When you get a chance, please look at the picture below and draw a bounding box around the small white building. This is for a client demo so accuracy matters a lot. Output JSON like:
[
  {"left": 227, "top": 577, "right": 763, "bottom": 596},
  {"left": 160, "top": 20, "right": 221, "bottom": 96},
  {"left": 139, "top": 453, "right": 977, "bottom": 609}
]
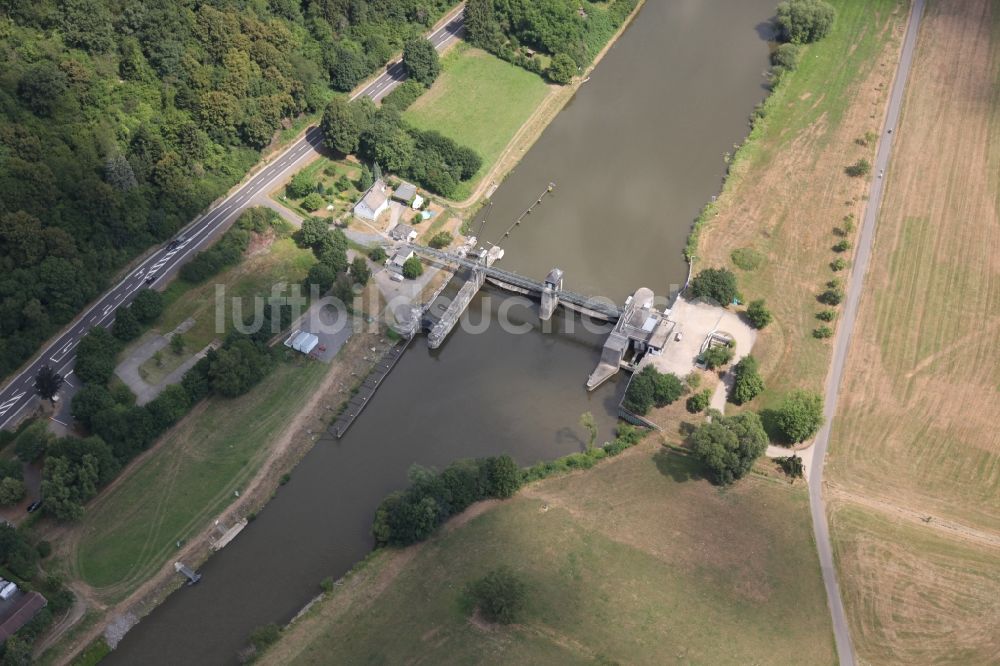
[
  {"left": 0, "top": 582, "right": 18, "bottom": 601},
  {"left": 353, "top": 179, "right": 389, "bottom": 221},
  {"left": 284, "top": 330, "right": 319, "bottom": 355}
]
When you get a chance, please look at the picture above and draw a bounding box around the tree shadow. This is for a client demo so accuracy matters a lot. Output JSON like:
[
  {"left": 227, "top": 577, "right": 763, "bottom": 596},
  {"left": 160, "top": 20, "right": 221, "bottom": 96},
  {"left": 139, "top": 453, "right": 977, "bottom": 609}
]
[
  {"left": 556, "top": 426, "right": 586, "bottom": 452},
  {"left": 759, "top": 408, "right": 791, "bottom": 445},
  {"left": 652, "top": 448, "right": 704, "bottom": 483},
  {"left": 755, "top": 19, "right": 777, "bottom": 42}
]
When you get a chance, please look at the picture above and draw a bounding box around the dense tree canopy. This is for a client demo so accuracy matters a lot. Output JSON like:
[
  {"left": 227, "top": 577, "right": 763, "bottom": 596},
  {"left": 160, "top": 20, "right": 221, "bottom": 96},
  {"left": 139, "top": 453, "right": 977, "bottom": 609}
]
[
  {"left": 775, "top": 0, "right": 836, "bottom": 44},
  {"left": 402, "top": 37, "right": 440, "bottom": 86},
  {"left": 690, "top": 268, "right": 739, "bottom": 305},
  {"left": 465, "top": 0, "right": 639, "bottom": 79},
  {"left": 775, "top": 390, "right": 824, "bottom": 443},
  {"left": 0, "top": 0, "right": 455, "bottom": 382}
]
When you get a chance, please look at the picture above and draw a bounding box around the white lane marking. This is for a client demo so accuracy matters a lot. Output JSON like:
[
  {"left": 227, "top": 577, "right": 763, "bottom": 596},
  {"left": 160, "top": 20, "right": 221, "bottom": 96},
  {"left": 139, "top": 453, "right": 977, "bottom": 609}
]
[{"left": 0, "top": 392, "right": 25, "bottom": 415}]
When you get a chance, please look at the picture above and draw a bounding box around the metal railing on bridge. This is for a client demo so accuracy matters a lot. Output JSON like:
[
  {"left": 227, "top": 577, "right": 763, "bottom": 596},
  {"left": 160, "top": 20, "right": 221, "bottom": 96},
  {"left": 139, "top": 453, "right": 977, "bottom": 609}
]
[{"left": 406, "top": 244, "right": 621, "bottom": 321}]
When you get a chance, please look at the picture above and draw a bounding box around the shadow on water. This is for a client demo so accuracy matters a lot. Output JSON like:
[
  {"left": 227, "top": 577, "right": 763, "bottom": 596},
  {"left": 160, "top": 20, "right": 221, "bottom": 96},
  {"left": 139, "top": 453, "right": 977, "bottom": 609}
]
[{"left": 653, "top": 448, "right": 704, "bottom": 484}]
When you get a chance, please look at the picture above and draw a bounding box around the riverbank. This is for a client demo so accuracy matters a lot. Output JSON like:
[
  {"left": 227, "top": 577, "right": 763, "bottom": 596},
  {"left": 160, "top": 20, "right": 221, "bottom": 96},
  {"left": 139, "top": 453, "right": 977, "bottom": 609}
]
[
  {"left": 258, "top": 440, "right": 834, "bottom": 665},
  {"left": 431, "top": 0, "right": 646, "bottom": 210}
]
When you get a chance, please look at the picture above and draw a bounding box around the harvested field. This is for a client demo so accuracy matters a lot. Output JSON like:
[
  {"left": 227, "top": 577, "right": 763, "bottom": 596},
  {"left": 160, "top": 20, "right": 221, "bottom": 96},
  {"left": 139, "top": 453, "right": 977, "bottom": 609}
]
[{"left": 827, "top": 0, "right": 1000, "bottom": 662}]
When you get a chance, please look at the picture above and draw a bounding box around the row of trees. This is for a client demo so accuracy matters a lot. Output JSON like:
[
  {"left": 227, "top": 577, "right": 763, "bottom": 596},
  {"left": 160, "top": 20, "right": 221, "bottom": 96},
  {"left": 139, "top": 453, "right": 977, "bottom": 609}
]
[
  {"left": 0, "top": 0, "right": 454, "bottom": 384},
  {"left": 321, "top": 98, "right": 482, "bottom": 197},
  {"left": 373, "top": 456, "right": 521, "bottom": 546}
]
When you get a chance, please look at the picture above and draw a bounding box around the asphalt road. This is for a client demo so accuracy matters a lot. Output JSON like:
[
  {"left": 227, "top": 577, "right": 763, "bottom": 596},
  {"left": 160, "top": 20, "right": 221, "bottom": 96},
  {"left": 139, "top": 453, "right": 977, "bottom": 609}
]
[
  {"left": 0, "top": 4, "right": 466, "bottom": 431},
  {"left": 807, "top": 1, "right": 925, "bottom": 664}
]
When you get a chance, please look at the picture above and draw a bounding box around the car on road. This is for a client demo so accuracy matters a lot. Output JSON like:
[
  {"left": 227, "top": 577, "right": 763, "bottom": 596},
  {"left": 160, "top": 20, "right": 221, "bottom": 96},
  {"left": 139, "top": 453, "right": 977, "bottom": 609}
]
[
  {"left": 145, "top": 274, "right": 157, "bottom": 284},
  {"left": 26, "top": 500, "right": 42, "bottom": 513}
]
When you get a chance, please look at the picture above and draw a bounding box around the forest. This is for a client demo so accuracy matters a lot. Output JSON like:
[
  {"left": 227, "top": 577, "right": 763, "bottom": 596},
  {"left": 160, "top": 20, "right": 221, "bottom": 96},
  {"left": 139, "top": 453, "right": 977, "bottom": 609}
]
[
  {"left": 0, "top": 0, "right": 454, "bottom": 381},
  {"left": 465, "top": 0, "right": 639, "bottom": 81}
]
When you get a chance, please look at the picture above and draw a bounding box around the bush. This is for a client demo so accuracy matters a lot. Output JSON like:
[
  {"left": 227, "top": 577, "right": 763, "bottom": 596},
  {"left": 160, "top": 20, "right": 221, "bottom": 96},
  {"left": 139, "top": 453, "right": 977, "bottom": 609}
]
[
  {"left": 777, "top": 455, "right": 805, "bottom": 478},
  {"left": 248, "top": 624, "right": 281, "bottom": 651},
  {"left": 368, "top": 247, "right": 387, "bottom": 263},
  {"left": 830, "top": 257, "right": 847, "bottom": 271},
  {"left": 464, "top": 567, "right": 526, "bottom": 624},
  {"left": 701, "top": 343, "right": 735, "bottom": 369},
  {"left": 112, "top": 306, "right": 141, "bottom": 341},
  {"left": 623, "top": 366, "right": 684, "bottom": 415},
  {"left": 845, "top": 158, "right": 871, "bottom": 177},
  {"left": 813, "top": 325, "right": 833, "bottom": 339},
  {"left": 730, "top": 247, "right": 764, "bottom": 271},
  {"left": 428, "top": 231, "right": 453, "bottom": 249},
  {"left": 301, "top": 192, "right": 326, "bottom": 212},
  {"left": 0, "top": 477, "right": 25, "bottom": 505},
  {"left": 819, "top": 286, "right": 844, "bottom": 305},
  {"left": 745, "top": 299, "right": 773, "bottom": 329},
  {"left": 402, "top": 257, "right": 423, "bottom": 279},
  {"left": 546, "top": 53, "right": 577, "bottom": 84},
  {"left": 771, "top": 43, "right": 802, "bottom": 70},
  {"left": 775, "top": 0, "right": 836, "bottom": 44},
  {"left": 74, "top": 328, "right": 122, "bottom": 385},
  {"left": 689, "top": 412, "right": 768, "bottom": 485},
  {"left": 689, "top": 268, "right": 739, "bottom": 305},
  {"left": 349, "top": 256, "right": 371, "bottom": 286},
  {"left": 817, "top": 310, "right": 836, "bottom": 322},
  {"left": 730, "top": 355, "right": 765, "bottom": 405},
  {"left": 286, "top": 172, "right": 313, "bottom": 199},
  {"left": 381, "top": 79, "right": 425, "bottom": 112},
  {"left": 14, "top": 421, "right": 53, "bottom": 463},
  {"left": 686, "top": 389, "right": 712, "bottom": 413},
  {"left": 775, "top": 390, "right": 824, "bottom": 443},
  {"left": 130, "top": 289, "right": 164, "bottom": 324}
]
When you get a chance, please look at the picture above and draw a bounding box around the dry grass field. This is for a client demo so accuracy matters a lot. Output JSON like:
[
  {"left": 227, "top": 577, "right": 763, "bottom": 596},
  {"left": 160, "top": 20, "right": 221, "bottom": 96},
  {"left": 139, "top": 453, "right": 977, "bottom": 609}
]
[
  {"left": 826, "top": 1, "right": 1000, "bottom": 662},
  {"left": 696, "top": 0, "right": 909, "bottom": 404},
  {"left": 261, "top": 442, "right": 836, "bottom": 666}
]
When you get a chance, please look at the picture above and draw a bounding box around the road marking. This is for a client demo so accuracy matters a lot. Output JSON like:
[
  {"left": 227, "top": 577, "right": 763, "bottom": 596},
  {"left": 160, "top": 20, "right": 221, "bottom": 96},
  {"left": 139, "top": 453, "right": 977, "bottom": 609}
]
[{"left": 0, "top": 392, "right": 25, "bottom": 415}]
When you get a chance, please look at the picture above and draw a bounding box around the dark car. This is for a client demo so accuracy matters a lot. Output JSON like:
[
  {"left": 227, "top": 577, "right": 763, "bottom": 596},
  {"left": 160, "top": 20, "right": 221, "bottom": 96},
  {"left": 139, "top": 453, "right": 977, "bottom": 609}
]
[
  {"left": 26, "top": 500, "right": 42, "bottom": 513},
  {"left": 145, "top": 274, "right": 157, "bottom": 284}
]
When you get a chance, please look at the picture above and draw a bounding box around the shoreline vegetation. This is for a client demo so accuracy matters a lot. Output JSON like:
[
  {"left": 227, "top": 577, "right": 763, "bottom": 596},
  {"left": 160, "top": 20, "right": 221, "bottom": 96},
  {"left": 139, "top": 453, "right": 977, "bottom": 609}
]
[{"left": 38, "top": 2, "right": 650, "bottom": 663}]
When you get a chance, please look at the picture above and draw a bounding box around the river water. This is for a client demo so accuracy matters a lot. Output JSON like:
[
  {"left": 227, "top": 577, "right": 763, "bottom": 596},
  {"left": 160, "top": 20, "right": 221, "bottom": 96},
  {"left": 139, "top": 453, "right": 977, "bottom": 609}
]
[{"left": 108, "top": 1, "right": 774, "bottom": 663}]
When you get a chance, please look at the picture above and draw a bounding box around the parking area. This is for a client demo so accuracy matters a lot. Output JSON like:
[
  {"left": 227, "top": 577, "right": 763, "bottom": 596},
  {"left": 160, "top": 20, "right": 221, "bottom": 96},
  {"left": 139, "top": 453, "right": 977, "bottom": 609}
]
[
  {"left": 287, "top": 301, "right": 354, "bottom": 363},
  {"left": 645, "top": 295, "right": 757, "bottom": 378}
]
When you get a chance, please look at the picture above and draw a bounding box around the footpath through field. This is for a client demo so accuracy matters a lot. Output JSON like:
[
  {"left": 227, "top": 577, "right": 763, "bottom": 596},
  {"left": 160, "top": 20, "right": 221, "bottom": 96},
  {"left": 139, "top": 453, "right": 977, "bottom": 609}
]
[{"left": 807, "top": 0, "right": 926, "bottom": 664}]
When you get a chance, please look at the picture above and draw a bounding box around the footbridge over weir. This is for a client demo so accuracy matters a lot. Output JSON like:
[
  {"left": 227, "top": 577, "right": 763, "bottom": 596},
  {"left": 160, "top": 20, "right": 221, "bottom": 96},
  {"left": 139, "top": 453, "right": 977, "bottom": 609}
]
[{"left": 407, "top": 244, "right": 623, "bottom": 349}]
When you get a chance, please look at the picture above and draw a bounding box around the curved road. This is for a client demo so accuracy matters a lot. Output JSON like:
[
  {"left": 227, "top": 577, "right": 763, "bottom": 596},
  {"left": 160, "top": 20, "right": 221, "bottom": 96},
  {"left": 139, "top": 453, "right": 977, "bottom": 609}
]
[
  {"left": 808, "top": 0, "right": 925, "bottom": 664},
  {"left": 0, "top": 4, "right": 466, "bottom": 431}
]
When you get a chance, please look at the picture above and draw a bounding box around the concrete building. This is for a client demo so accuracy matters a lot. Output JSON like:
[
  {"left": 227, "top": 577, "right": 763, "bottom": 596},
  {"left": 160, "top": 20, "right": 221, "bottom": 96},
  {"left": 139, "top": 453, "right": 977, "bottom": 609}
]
[
  {"left": 387, "top": 248, "right": 415, "bottom": 273},
  {"left": 587, "top": 287, "right": 674, "bottom": 390},
  {"left": 389, "top": 222, "right": 418, "bottom": 242},
  {"left": 353, "top": 179, "right": 389, "bottom": 221},
  {"left": 392, "top": 181, "right": 417, "bottom": 204}
]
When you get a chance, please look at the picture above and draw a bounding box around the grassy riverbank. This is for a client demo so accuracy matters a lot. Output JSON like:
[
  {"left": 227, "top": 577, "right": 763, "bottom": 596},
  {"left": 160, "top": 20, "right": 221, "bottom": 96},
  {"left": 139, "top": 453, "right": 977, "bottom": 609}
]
[
  {"left": 261, "top": 442, "right": 835, "bottom": 665},
  {"left": 694, "top": 0, "right": 908, "bottom": 402}
]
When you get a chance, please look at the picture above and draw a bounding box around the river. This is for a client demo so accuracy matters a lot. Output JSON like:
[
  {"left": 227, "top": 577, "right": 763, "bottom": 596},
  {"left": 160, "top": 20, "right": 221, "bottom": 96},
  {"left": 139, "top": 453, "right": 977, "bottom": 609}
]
[{"left": 108, "top": 1, "right": 775, "bottom": 663}]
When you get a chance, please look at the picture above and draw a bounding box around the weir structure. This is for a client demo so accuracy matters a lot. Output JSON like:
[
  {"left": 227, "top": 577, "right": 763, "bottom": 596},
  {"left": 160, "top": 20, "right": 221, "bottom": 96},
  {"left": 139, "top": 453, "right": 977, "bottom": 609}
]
[
  {"left": 408, "top": 245, "right": 675, "bottom": 388},
  {"left": 409, "top": 244, "right": 623, "bottom": 350}
]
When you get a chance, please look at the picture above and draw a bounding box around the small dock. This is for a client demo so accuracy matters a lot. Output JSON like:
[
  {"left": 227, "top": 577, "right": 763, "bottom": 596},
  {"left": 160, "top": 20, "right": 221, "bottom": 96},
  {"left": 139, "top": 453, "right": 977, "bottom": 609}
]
[
  {"left": 329, "top": 336, "right": 412, "bottom": 438},
  {"left": 174, "top": 562, "right": 201, "bottom": 585}
]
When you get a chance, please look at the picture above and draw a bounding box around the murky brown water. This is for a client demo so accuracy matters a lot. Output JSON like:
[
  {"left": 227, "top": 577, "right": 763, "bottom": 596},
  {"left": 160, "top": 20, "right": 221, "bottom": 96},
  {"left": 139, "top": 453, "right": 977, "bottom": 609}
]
[{"left": 108, "top": 2, "right": 774, "bottom": 663}]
